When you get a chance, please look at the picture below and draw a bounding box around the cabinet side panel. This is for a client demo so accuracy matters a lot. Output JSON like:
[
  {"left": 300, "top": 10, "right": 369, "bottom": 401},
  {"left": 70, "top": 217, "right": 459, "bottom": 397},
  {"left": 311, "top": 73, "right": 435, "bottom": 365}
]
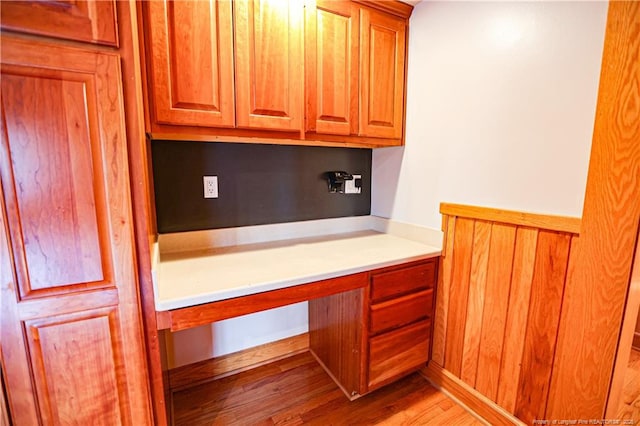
[{"left": 309, "top": 288, "right": 364, "bottom": 396}]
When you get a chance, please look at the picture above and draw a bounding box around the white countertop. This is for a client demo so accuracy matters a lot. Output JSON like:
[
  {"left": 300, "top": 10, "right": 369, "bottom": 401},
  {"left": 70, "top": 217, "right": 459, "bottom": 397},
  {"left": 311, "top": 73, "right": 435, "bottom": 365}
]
[{"left": 155, "top": 229, "right": 441, "bottom": 311}]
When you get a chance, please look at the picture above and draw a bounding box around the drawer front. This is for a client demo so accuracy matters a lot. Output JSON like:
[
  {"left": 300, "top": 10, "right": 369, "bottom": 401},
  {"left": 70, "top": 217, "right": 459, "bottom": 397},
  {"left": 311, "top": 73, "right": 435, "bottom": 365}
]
[
  {"left": 370, "top": 260, "right": 436, "bottom": 303},
  {"left": 370, "top": 289, "right": 433, "bottom": 335},
  {"left": 368, "top": 320, "right": 430, "bottom": 390}
]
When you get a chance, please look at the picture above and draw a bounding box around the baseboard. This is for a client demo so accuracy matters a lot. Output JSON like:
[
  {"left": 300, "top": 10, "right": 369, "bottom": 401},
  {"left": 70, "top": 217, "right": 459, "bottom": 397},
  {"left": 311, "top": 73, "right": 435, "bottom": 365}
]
[
  {"left": 420, "top": 362, "right": 525, "bottom": 426},
  {"left": 169, "top": 333, "right": 309, "bottom": 391}
]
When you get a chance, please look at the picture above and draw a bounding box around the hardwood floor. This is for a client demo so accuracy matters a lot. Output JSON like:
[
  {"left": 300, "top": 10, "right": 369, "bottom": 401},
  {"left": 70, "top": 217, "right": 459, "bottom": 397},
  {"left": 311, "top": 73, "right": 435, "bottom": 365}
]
[
  {"left": 618, "top": 349, "right": 640, "bottom": 423},
  {"left": 173, "top": 352, "right": 483, "bottom": 425}
]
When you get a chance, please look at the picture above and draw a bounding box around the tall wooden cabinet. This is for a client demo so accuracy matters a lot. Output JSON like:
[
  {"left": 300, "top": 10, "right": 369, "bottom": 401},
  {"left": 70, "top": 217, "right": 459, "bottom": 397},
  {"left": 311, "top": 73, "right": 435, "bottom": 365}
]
[{"left": 0, "top": 17, "right": 152, "bottom": 426}]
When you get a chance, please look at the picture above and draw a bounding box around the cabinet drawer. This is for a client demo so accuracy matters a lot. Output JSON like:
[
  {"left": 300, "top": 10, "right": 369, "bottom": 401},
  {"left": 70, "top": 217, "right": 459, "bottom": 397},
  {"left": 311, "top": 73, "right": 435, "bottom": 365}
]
[
  {"left": 368, "top": 320, "right": 430, "bottom": 390},
  {"left": 370, "top": 289, "right": 433, "bottom": 335},
  {"left": 370, "top": 261, "right": 436, "bottom": 303}
]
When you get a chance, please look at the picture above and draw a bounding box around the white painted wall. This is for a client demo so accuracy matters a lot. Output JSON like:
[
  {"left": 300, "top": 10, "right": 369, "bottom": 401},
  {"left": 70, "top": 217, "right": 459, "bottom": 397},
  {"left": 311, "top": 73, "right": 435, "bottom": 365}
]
[
  {"left": 372, "top": 1, "right": 608, "bottom": 230},
  {"left": 168, "top": 1, "right": 609, "bottom": 368}
]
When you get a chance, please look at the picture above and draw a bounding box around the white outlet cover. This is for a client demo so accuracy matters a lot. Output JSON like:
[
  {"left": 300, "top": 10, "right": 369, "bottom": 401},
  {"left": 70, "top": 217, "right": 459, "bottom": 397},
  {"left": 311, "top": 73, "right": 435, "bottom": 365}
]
[
  {"left": 345, "top": 174, "right": 361, "bottom": 194},
  {"left": 203, "top": 176, "right": 218, "bottom": 198}
]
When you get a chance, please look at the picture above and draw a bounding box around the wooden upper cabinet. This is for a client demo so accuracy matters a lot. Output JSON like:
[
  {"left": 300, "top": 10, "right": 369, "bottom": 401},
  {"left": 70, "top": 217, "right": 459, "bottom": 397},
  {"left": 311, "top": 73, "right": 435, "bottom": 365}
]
[
  {"left": 359, "top": 7, "right": 407, "bottom": 140},
  {"left": 305, "top": 0, "right": 359, "bottom": 136},
  {"left": 0, "top": 36, "right": 151, "bottom": 424},
  {"left": 0, "top": 0, "right": 118, "bottom": 46},
  {"left": 145, "top": 0, "right": 235, "bottom": 128},
  {"left": 234, "top": 0, "right": 304, "bottom": 131}
]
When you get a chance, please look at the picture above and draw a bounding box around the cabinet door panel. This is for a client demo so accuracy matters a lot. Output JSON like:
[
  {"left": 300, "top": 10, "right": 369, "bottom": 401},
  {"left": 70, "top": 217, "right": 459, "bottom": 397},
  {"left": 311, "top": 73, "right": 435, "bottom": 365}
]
[
  {"left": 25, "top": 309, "right": 125, "bottom": 425},
  {"left": 235, "top": 0, "right": 303, "bottom": 131},
  {"left": 147, "top": 0, "right": 235, "bottom": 127},
  {"left": 0, "top": 1, "right": 117, "bottom": 46},
  {"left": 0, "top": 37, "right": 151, "bottom": 425},
  {"left": 1, "top": 72, "right": 107, "bottom": 296},
  {"left": 306, "top": 0, "right": 358, "bottom": 135},
  {"left": 359, "top": 8, "right": 406, "bottom": 139}
]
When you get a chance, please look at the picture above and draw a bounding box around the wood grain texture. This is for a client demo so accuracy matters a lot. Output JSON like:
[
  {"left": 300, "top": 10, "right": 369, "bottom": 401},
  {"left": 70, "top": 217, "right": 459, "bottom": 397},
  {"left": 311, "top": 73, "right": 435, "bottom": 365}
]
[
  {"left": 309, "top": 288, "right": 365, "bottom": 397},
  {"left": 234, "top": 0, "right": 304, "bottom": 131},
  {"left": 119, "top": 0, "right": 168, "bottom": 422},
  {"left": 475, "top": 223, "right": 516, "bottom": 401},
  {"left": 460, "top": 220, "right": 491, "bottom": 385},
  {"left": 353, "top": 0, "right": 414, "bottom": 19},
  {"left": 370, "top": 260, "right": 436, "bottom": 302},
  {"left": 434, "top": 206, "right": 577, "bottom": 423},
  {"left": 305, "top": 0, "right": 359, "bottom": 136},
  {"left": 0, "top": 0, "right": 118, "bottom": 46},
  {"left": 432, "top": 215, "right": 455, "bottom": 366},
  {"left": 368, "top": 320, "right": 430, "bottom": 391},
  {"left": 359, "top": 6, "right": 406, "bottom": 140},
  {"left": 25, "top": 309, "right": 124, "bottom": 425},
  {"left": 169, "top": 333, "right": 309, "bottom": 391},
  {"left": 547, "top": 2, "right": 640, "bottom": 420},
  {"left": 440, "top": 203, "right": 581, "bottom": 235},
  {"left": 173, "top": 352, "right": 481, "bottom": 426},
  {"left": 0, "top": 36, "right": 151, "bottom": 424},
  {"left": 0, "top": 366, "right": 9, "bottom": 426},
  {"left": 1, "top": 72, "right": 105, "bottom": 295},
  {"left": 369, "top": 289, "right": 432, "bottom": 335},
  {"left": 615, "top": 349, "right": 640, "bottom": 422},
  {"left": 164, "top": 272, "right": 369, "bottom": 331},
  {"left": 444, "top": 217, "right": 475, "bottom": 377},
  {"left": 497, "top": 227, "right": 538, "bottom": 412},
  {"left": 422, "top": 362, "right": 526, "bottom": 426},
  {"left": 0, "top": 164, "right": 40, "bottom": 425},
  {"left": 514, "top": 231, "right": 571, "bottom": 422},
  {"left": 606, "top": 225, "right": 640, "bottom": 418},
  {"left": 145, "top": 0, "right": 235, "bottom": 128}
]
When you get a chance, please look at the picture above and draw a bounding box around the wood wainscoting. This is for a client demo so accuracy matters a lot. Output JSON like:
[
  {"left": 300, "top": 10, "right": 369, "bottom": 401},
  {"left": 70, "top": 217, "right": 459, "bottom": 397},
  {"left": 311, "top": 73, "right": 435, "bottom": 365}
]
[{"left": 431, "top": 203, "right": 580, "bottom": 424}]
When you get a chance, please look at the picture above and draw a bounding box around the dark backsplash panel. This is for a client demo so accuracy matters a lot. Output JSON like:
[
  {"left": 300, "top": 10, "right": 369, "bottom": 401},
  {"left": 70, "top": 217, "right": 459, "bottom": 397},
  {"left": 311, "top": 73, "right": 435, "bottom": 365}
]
[{"left": 152, "top": 141, "right": 372, "bottom": 233}]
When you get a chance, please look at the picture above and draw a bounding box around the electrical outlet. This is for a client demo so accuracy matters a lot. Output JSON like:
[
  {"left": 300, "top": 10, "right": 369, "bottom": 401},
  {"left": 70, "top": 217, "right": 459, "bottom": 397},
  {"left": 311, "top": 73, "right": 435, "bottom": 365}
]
[
  {"left": 345, "top": 174, "right": 362, "bottom": 194},
  {"left": 203, "top": 176, "right": 218, "bottom": 198}
]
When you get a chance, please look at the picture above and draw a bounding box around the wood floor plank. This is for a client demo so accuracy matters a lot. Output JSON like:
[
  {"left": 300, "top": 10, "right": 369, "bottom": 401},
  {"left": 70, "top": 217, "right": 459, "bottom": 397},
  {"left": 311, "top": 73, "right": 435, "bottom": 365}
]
[
  {"left": 173, "top": 352, "right": 483, "bottom": 425},
  {"left": 617, "top": 349, "right": 640, "bottom": 423}
]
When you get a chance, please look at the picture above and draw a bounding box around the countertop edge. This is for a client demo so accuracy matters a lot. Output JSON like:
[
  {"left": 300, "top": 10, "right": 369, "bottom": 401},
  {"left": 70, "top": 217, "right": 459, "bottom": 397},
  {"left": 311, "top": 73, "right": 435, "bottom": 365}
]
[{"left": 155, "top": 250, "right": 440, "bottom": 312}]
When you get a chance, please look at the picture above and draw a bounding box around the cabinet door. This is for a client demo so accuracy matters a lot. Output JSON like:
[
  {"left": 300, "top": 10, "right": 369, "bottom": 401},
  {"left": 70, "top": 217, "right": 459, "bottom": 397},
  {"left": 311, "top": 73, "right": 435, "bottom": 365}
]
[
  {"left": 0, "top": 37, "right": 151, "bottom": 425},
  {"left": 0, "top": 0, "right": 117, "bottom": 46},
  {"left": 234, "top": 0, "right": 304, "bottom": 131},
  {"left": 305, "top": 0, "right": 359, "bottom": 136},
  {"left": 359, "top": 8, "right": 407, "bottom": 140},
  {"left": 146, "top": 0, "right": 235, "bottom": 128}
]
